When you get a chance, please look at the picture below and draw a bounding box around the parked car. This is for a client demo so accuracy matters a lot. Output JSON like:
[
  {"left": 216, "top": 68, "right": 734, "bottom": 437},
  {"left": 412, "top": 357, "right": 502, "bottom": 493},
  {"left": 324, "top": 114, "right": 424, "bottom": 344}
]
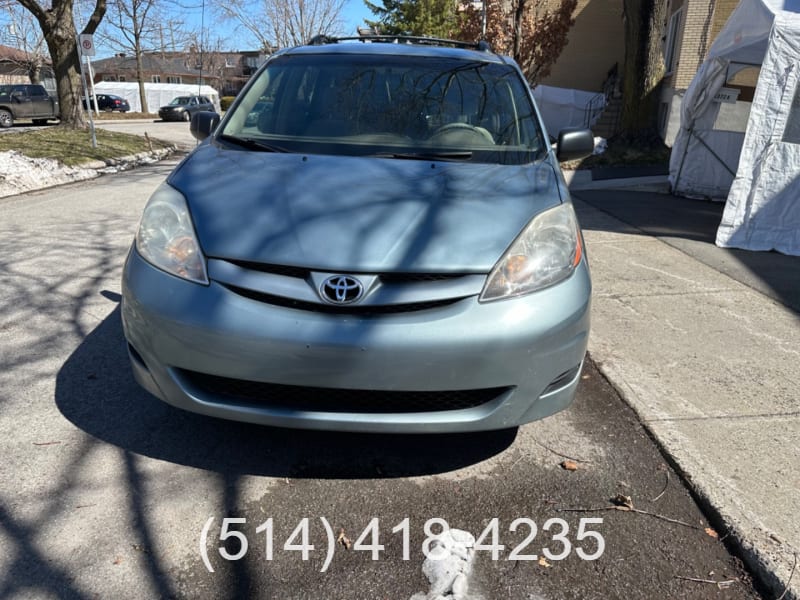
[
  {"left": 0, "top": 84, "right": 59, "bottom": 128},
  {"left": 83, "top": 94, "right": 130, "bottom": 112},
  {"left": 123, "top": 36, "right": 594, "bottom": 433},
  {"left": 158, "top": 95, "right": 214, "bottom": 122}
]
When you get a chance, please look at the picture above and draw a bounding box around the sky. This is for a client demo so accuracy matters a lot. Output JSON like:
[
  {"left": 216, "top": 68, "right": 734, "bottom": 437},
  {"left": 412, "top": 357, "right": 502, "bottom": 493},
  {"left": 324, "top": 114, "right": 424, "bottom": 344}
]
[{"left": 84, "top": 0, "right": 375, "bottom": 58}]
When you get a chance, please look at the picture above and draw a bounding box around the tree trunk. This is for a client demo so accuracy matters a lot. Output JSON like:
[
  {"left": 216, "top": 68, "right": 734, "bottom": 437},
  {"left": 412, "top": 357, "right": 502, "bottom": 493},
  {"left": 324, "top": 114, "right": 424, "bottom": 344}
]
[
  {"left": 17, "top": 0, "right": 107, "bottom": 129},
  {"left": 619, "top": 0, "right": 667, "bottom": 139},
  {"left": 43, "top": 17, "right": 86, "bottom": 129},
  {"left": 28, "top": 62, "right": 42, "bottom": 84}
]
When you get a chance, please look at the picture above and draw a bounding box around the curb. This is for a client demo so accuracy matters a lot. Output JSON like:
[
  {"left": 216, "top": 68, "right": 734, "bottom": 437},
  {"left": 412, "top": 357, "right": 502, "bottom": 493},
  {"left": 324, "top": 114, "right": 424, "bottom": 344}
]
[
  {"left": 79, "top": 145, "right": 177, "bottom": 170},
  {"left": 563, "top": 169, "right": 671, "bottom": 193}
]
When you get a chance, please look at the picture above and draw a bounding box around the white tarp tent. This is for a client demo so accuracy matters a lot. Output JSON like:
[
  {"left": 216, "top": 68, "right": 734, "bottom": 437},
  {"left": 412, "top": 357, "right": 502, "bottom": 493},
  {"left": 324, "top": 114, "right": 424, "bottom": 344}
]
[
  {"left": 91, "top": 81, "right": 220, "bottom": 114},
  {"left": 669, "top": 0, "right": 800, "bottom": 255},
  {"left": 532, "top": 84, "right": 605, "bottom": 139}
]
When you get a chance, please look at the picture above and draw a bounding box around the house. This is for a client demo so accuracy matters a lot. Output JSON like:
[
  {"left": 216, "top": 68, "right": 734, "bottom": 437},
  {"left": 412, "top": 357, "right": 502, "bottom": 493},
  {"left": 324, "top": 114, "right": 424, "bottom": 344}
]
[
  {"left": 659, "top": 0, "right": 753, "bottom": 144},
  {"left": 0, "top": 44, "right": 55, "bottom": 90},
  {"left": 90, "top": 50, "right": 268, "bottom": 97}
]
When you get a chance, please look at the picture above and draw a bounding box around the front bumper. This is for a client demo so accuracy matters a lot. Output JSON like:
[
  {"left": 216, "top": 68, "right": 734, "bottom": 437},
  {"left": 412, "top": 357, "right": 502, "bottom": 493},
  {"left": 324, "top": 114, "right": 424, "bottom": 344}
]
[
  {"left": 158, "top": 109, "right": 182, "bottom": 121},
  {"left": 121, "top": 248, "right": 591, "bottom": 433}
]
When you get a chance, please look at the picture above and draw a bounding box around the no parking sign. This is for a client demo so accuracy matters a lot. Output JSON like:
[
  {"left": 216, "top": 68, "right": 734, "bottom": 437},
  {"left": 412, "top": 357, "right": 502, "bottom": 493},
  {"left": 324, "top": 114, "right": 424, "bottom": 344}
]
[{"left": 79, "top": 34, "right": 95, "bottom": 57}]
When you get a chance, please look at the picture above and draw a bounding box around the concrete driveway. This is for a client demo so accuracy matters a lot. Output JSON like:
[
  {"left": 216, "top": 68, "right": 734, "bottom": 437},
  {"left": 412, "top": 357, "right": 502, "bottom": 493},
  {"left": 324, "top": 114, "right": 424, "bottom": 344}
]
[{"left": 0, "top": 126, "right": 765, "bottom": 599}]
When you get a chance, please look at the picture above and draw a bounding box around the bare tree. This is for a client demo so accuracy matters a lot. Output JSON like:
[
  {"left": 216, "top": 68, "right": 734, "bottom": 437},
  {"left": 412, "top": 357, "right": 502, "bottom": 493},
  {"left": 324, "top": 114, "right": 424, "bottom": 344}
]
[
  {"left": 460, "top": 0, "right": 577, "bottom": 85},
  {"left": 95, "top": 0, "right": 161, "bottom": 114},
  {"left": 0, "top": 2, "right": 48, "bottom": 83},
  {"left": 221, "top": 0, "right": 346, "bottom": 51},
  {"left": 14, "top": 0, "right": 106, "bottom": 128}
]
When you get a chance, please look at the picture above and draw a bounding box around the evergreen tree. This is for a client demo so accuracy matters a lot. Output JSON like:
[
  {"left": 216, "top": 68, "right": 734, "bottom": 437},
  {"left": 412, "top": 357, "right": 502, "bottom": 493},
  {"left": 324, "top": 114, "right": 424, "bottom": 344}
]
[{"left": 364, "top": 0, "right": 461, "bottom": 38}]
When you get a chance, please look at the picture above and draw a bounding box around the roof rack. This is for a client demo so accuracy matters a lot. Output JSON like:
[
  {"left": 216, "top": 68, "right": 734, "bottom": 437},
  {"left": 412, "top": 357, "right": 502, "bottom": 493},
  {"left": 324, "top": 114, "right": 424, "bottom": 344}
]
[{"left": 306, "top": 34, "right": 492, "bottom": 52}]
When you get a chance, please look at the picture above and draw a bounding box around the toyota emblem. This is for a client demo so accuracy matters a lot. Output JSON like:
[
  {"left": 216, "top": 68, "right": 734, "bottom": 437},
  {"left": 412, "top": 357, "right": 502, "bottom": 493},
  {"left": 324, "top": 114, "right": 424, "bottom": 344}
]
[{"left": 321, "top": 275, "right": 364, "bottom": 304}]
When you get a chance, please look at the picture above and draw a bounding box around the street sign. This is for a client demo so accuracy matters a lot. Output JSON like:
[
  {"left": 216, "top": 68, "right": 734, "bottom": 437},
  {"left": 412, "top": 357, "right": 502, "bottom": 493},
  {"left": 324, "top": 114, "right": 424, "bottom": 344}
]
[{"left": 78, "top": 34, "right": 95, "bottom": 57}]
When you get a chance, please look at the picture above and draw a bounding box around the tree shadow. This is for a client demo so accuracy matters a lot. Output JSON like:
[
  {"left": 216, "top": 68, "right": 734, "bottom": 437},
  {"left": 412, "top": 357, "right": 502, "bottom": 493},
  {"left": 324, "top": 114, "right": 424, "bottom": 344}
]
[
  {"left": 573, "top": 189, "right": 800, "bottom": 314},
  {"left": 55, "top": 305, "right": 516, "bottom": 480}
]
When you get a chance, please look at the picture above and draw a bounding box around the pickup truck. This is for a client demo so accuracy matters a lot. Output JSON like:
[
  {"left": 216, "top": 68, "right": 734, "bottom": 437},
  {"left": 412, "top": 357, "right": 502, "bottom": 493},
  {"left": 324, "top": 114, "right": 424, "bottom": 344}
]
[{"left": 0, "top": 84, "right": 60, "bottom": 128}]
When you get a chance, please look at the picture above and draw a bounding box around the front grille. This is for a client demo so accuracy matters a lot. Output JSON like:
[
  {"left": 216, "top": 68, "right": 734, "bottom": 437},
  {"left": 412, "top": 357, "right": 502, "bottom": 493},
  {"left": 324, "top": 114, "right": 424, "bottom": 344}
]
[
  {"left": 217, "top": 258, "right": 476, "bottom": 284},
  {"left": 221, "top": 259, "right": 311, "bottom": 279},
  {"left": 222, "top": 283, "right": 464, "bottom": 314},
  {"left": 178, "top": 369, "right": 510, "bottom": 413}
]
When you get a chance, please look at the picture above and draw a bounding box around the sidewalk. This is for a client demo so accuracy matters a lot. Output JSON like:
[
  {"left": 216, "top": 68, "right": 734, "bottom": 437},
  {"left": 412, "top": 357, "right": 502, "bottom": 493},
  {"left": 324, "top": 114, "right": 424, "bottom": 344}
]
[{"left": 570, "top": 178, "right": 800, "bottom": 599}]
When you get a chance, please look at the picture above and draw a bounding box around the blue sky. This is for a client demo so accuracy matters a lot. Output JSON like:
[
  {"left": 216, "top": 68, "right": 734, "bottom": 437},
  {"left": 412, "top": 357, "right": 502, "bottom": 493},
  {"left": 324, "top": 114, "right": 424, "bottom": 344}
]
[
  {"left": 341, "top": 0, "right": 375, "bottom": 35},
  {"left": 89, "top": 0, "right": 375, "bottom": 57}
]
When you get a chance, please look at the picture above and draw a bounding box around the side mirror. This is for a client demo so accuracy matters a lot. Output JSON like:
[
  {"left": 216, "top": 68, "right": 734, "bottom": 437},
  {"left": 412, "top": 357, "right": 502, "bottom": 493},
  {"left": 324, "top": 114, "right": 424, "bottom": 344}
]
[
  {"left": 191, "top": 111, "right": 221, "bottom": 141},
  {"left": 556, "top": 128, "right": 595, "bottom": 162}
]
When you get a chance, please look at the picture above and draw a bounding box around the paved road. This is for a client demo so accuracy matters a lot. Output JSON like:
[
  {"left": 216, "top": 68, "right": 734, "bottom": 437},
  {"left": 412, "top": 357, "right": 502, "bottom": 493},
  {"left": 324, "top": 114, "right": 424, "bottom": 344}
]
[
  {"left": 0, "top": 125, "right": 763, "bottom": 598},
  {"left": 95, "top": 118, "right": 200, "bottom": 151}
]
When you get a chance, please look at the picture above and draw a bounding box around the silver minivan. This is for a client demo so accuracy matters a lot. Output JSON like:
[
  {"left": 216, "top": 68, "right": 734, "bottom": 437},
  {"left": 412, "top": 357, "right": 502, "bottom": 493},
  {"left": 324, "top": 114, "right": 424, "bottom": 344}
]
[{"left": 122, "top": 36, "right": 594, "bottom": 433}]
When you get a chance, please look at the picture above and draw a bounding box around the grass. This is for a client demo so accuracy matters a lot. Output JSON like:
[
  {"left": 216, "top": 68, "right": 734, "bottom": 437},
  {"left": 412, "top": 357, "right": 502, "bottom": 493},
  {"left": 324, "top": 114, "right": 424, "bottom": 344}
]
[
  {"left": 90, "top": 111, "right": 159, "bottom": 120},
  {"left": 0, "top": 126, "right": 173, "bottom": 166}
]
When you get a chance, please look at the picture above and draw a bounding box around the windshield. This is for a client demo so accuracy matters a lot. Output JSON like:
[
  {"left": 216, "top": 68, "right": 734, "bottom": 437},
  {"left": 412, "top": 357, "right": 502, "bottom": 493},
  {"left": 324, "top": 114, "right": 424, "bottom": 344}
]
[
  {"left": 220, "top": 53, "right": 547, "bottom": 164},
  {"left": 170, "top": 97, "right": 191, "bottom": 105}
]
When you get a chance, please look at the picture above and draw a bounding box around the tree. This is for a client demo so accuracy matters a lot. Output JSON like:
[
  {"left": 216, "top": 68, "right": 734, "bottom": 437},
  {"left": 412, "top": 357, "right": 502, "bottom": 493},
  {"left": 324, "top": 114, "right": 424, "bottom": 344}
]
[
  {"left": 14, "top": 0, "right": 107, "bottom": 128},
  {"left": 618, "top": 0, "right": 666, "bottom": 139},
  {"left": 364, "top": 0, "right": 462, "bottom": 38},
  {"left": 460, "top": 0, "right": 577, "bottom": 85},
  {"left": 0, "top": 2, "right": 48, "bottom": 83},
  {"left": 221, "top": 0, "right": 346, "bottom": 52},
  {"left": 96, "top": 0, "right": 160, "bottom": 113}
]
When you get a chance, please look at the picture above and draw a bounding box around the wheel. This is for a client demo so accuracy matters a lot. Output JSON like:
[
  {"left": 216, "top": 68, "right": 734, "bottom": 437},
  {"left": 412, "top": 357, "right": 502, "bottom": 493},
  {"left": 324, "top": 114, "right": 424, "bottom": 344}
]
[
  {"left": 0, "top": 109, "right": 12, "bottom": 128},
  {"left": 182, "top": 110, "right": 191, "bottom": 122}
]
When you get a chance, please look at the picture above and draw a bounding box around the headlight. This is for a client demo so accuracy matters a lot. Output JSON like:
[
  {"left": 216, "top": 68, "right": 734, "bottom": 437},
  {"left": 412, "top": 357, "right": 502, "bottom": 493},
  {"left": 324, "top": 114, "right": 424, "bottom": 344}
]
[
  {"left": 135, "top": 183, "right": 208, "bottom": 284},
  {"left": 480, "top": 203, "right": 583, "bottom": 302}
]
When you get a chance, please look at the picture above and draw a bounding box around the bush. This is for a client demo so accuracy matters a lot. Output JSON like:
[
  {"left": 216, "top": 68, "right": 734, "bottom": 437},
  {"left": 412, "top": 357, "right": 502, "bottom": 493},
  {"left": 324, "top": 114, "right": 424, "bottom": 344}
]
[{"left": 220, "top": 96, "right": 236, "bottom": 111}]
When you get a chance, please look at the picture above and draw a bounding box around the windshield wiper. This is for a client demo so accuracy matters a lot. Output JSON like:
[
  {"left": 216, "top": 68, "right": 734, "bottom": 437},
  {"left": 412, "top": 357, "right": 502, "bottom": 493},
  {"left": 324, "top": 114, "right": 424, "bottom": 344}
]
[
  {"left": 218, "top": 134, "right": 289, "bottom": 153},
  {"left": 375, "top": 151, "right": 473, "bottom": 161}
]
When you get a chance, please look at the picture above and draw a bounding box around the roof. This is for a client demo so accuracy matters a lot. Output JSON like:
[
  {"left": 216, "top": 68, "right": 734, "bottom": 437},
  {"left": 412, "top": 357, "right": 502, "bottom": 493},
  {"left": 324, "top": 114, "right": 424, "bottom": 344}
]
[
  {"left": 280, "top": 37, "right": 507, "bottom": 65},
  {"left": 91, "top": 52, "right": 220, "bottom": 77},
  {"left": 0, "top": 44, "right": 50, "bottom": 64}
]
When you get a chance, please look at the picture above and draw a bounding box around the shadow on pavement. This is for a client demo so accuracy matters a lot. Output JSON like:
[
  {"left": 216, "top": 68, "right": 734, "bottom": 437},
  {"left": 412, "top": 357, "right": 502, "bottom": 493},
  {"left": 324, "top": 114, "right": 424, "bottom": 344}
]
[
  {"left": 573, "top": 189, "right": 800, "bottom": 314},
  {"left": 55, "top": 306, "right": 516, "bottom": 479}
]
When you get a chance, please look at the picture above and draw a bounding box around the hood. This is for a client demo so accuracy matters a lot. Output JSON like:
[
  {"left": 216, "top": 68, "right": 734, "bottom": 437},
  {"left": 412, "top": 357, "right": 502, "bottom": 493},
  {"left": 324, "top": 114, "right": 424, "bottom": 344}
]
[{"left": 169, "top": 143, "right": 563, "bottom": 273}]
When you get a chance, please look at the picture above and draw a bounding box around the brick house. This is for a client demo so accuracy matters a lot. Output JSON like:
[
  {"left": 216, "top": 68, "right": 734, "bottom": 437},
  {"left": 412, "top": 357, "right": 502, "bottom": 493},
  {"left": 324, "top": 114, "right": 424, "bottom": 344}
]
[
  {"left": 91, "top": 50, "right": 268, "bottom": 97},
  {"left": 659, "top": 0, "right": 757, "bottom": 144}
]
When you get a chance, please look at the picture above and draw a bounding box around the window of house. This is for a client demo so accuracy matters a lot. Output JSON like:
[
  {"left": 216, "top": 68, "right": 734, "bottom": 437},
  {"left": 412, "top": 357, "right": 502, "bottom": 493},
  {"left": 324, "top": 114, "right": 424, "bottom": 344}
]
[
  {"left": 102, "top": 75, "right": 117, "bottom": 82},
  {"left": 118, "top": 76, "right": 126, "bottom": 82},
  {"left": 167, "top": 76, "right": 182, "bottom": 84},
  {"left": 225, "top": 58, "right": 235, "bottom": 68},
  {"left": 664, "top": 8, "right": 683, "bottom": 74},
  {"left": 152, "top": 75, "right": 161, "bottom": 83}
]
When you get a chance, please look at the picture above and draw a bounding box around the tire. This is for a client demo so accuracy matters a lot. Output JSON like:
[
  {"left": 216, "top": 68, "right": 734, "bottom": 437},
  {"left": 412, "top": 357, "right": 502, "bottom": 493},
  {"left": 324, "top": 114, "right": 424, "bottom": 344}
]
[
  {"left": 0, "top": 109, "right": 12, "bottom": 128},
  {"left": 182, "top": 110, "right": 191, "bottom": 122}
]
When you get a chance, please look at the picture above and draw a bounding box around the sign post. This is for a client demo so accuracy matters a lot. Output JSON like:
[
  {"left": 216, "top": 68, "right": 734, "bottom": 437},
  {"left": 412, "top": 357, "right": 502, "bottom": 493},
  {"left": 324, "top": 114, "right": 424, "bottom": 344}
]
[{"left": 78, "top": 34, "right": 97, "bottom": 148}]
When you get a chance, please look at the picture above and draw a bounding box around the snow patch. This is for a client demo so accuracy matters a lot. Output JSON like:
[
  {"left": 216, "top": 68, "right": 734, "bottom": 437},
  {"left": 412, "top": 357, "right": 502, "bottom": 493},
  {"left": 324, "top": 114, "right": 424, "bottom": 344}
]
[
  {"left": 410, "top": 528, "right": 483, "bottom": 600},
  {"left": 0, "top": 150, "right": 98, "bottom": 198}
]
